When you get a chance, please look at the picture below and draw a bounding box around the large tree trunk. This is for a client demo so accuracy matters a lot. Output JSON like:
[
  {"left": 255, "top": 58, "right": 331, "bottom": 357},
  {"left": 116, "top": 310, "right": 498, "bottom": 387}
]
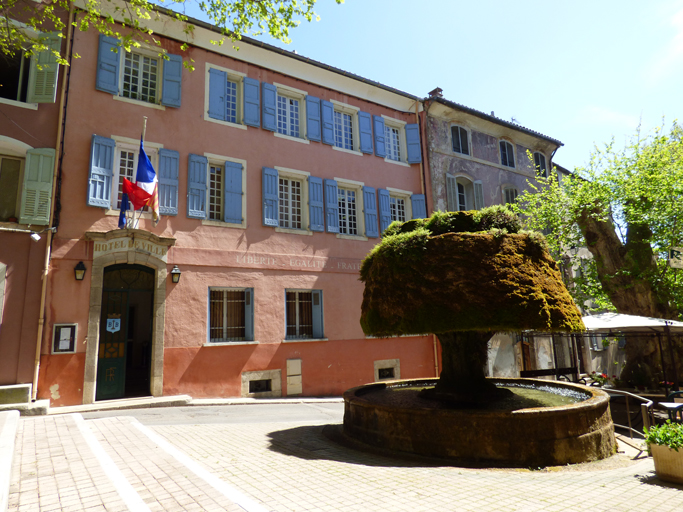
[{"left": 578, "top": 210, "right": 679, "bottom": 386}]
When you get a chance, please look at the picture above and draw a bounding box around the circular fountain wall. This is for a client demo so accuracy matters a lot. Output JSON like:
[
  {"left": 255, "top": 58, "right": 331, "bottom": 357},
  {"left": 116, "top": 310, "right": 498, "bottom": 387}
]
[{"left": 343, "top": 377, "right": 616, "bottom": 467}]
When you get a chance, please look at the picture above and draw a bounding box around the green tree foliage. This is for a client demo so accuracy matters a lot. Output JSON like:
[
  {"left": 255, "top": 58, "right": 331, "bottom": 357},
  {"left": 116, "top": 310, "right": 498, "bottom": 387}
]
[
  {"left": 516, "top": 123, "right": 683, "bottom": 320},
  {"left": 1, "top": 0, "right": 343, "bottom": 68}
]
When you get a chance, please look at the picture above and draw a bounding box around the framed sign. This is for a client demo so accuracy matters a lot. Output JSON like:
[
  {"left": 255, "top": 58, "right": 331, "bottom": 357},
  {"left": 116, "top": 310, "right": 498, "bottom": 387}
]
[{"left": 52, "top": 324, "right": 77, "bottom": 354}]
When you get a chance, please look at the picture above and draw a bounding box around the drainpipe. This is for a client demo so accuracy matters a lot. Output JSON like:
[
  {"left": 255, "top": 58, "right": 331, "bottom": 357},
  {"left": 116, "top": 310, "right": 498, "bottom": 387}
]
[
  {"left": 413, "top": 100, "right": 425, "bottom": 196},
  {"left": 31, "top": 3, "right": 75, "bottom": 401}
]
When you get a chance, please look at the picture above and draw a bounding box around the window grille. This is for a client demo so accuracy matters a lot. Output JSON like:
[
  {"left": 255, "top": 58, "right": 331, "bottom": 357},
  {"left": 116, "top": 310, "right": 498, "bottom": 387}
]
[
  {"left": 286, "top": 291, "right": 313, "bottom": 339},
  {"left": 209, "top": 289, "right": 247, "bottom": 341}
]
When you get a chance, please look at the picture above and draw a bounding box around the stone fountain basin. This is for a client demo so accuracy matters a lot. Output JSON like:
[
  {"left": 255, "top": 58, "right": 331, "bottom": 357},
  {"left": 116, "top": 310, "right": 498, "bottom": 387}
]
[{"left": 343, "top": 377, "right": 616, "bottom": 467}]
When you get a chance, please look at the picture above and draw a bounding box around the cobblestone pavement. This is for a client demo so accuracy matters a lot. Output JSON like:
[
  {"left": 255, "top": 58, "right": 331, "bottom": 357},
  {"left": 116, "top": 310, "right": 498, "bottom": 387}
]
[{"left": 8, "top": 411, "right": 683, "bottom": 512}]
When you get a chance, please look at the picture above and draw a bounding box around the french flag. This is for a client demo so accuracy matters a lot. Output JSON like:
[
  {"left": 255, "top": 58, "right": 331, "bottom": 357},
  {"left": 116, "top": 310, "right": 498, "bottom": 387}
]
[{"left": 119, "top": 137, "right": 159, "bottom": 228}]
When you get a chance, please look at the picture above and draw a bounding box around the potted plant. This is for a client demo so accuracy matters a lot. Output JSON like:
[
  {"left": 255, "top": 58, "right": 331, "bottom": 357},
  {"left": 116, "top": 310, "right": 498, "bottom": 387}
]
[{"left": 644, "top": 421, "right": 683, "bottom": 484}]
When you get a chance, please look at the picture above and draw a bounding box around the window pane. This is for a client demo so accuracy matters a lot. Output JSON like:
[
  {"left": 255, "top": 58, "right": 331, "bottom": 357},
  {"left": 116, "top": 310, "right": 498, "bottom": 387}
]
[
  {"left": 226, "top": 79, "right": 238, "bottom": 123},
  {"left": 460, "top": 127, "right": 469, "bottom": 155},
  {"left": 209, "top": 165, "right": 223, "bottom": 220},
  {"left": 0, "top": 51, "right": 29, "bottom": 102},
  {"left": 298, "top": 292, "right": 313, "bottom": 338},
  {"left": 338, "top": 188, "right": 357, "bottom": 235},
  {"left": 385, "top": 126, "right": 401, "bottom": 161},
  {"left": 390, "top": 196, "right": 406, "bottom": 222},
  {"left": 457, "top": 183, "right": 466, "bottom": 211},
  {"left": 279, "top": 178, "right": 302, "bottom": 229},
  {"left": 210, "top": 289, "right": 246, "bottom": 341},
  {"left": 209, "top": 290, "right": 225, "bottom": 341},
  {"left": 286, "top": 291, "right": 298, "bottom": 337},
  {"left": 123, "top": 52, "right": 158, "bottom": 103},
  {"left": 117, "top": 151, "right": 136, "bottom": 209},
  {"left": 334, "top": 111, "right": 353, "bottom": 150},
  {"left": 277, "top": 95, "right": 300, "bottom": 137},
  {"left": 0, "top": 157, "right": 21, "bottom": 221}
]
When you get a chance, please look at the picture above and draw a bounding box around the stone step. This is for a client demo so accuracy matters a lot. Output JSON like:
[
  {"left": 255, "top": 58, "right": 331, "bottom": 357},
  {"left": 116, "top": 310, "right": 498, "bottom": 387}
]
[{"left": 1, "top": 411, "right": 20, "bottom": 512}]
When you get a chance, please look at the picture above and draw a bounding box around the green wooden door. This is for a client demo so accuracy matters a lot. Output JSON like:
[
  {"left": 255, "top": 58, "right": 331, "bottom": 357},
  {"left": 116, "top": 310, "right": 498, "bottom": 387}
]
[{"left": 96, "top": 290, "right": 129, "bottom": 400}]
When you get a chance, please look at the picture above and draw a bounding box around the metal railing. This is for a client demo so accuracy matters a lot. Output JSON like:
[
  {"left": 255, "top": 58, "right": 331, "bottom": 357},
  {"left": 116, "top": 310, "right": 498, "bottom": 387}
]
[{"left": 602, "top": 388, "right": 654, "bottom": 438}]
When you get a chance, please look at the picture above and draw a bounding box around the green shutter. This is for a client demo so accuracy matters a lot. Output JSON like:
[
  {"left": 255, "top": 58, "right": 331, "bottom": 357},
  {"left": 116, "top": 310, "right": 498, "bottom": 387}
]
[
  {"left": 27, "top": 33, "right": 61, "bottom": 104},
  {"left": 19, "top": 148, "right": 56, "bottom": 225}
]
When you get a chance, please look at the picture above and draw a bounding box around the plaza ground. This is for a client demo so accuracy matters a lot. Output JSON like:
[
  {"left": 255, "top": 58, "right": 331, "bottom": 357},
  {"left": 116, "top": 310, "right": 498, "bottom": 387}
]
[{"left": 3, "top": 401, "right": 682, "bottom": 512}]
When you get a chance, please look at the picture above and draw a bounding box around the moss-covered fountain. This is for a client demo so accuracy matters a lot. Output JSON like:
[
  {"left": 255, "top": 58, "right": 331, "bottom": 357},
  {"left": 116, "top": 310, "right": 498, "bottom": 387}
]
[{"left": 344, "top": 207, "right": 616, "bottom": 466}]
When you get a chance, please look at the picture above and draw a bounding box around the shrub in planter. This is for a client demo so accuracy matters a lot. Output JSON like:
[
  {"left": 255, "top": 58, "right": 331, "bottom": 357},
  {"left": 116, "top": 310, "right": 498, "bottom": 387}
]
[{"left": 645, "top": 421, "right": 683, "bottom": 484}]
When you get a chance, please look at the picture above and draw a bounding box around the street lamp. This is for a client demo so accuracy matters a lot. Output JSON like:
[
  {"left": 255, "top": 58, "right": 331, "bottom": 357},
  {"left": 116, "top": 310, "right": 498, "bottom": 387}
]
[
  {"left": 74, "top": 261, "right": 86, "bottom": 281},
  {"left": 170, "top": 265, "right": 181, "bottom": 284}
]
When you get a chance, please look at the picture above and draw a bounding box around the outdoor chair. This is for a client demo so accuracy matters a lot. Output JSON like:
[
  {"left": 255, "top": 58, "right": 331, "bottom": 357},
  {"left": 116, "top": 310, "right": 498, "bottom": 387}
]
[{"left": 658, "top": 391, "right": 683, "bottom": 423}]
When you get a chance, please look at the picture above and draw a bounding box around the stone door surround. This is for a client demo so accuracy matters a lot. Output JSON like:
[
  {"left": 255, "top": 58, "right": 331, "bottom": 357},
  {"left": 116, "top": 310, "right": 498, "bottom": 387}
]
[{"left": 82, "top": 229, "right": 175, "bottom": 404}]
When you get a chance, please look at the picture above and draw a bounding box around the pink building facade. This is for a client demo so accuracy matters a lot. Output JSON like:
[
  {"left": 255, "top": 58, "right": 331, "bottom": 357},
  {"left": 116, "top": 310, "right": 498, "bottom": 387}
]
[{"left": 24, "top": 10, "right": 438, "bottom": 406}]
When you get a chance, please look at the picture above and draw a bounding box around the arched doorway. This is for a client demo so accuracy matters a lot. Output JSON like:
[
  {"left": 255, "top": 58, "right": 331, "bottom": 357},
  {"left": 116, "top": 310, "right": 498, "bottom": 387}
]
[{"left": 96, "top": 264, "right": 155, "bottom": 400}]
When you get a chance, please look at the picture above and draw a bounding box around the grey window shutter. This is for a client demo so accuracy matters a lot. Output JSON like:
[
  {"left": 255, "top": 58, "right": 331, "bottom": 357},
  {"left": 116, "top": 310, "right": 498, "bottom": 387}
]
[
  {"left": 378, "top": 188, "right": 391, "bottom": 233},
  {"left": 88, "top": 135, "right": 115, "bottom": 208},
  {"left": 446, "top": 176, "right": 457, "bottom": 212},
  {"left": 208, "top": 68, "right": 227, "bottom": 120},
  {"left": 161, "top": 53, "right": 182, "bottom": 108},
  {"left": 224, "top": 161, "right": 243, "bottom": 224},
  {"left": 373, "top": 115, "right": 386, "bottom": 157},
  {"left": 261, "top": 82, "right": 277, "bottom": 131},
  {"left": 187, "top": 154, "right": 208, "bottom": 219},
  {"left": 321, "top": 100, "right": 334, "bottom": 145},
  {"left": 358, "top": 111, "right": 374, "bottom": 154},
  {"left": 324, "top": 179, "right": 339, "bottom": 233},
  {"left": 262, "top": 167, "right": 279, "bottom": 226},
  {"left": 27, "top": 33, "right": 61, "bottom": 103},
  {"left": 405, "top": 123, "right": 422, "bottom": 163},
  {"left": 308, "top": 176, "right": 324, "bottom": 231},
  {"left": 474, "top": 181, "right": 485, "bottom": 210},
  {"left": 411, "top": 194, "right": 427, "bottom": 219},
  {"left": 311, "top": 290, "right": 323, "bottom": 339},
  {"left": 245, "top": 288, "right": 254, "bottom": 341},
  {"left": 95, "top": 35, "right": 120, "bottom": 95},
  {"left": 158, "top": 149, "right": 179, "bottom": 215},
  {"left": 306, "top": 96, "right": 321, "bottom": 142},
  {"left": 363, "top": 186, "right": 379, "bottom": 238},
  {"left": 243, "top": 77, "right": 260, "bottom": 127},
  {"left": 19, "top": 148, "right": 55, "bottom": 224}
]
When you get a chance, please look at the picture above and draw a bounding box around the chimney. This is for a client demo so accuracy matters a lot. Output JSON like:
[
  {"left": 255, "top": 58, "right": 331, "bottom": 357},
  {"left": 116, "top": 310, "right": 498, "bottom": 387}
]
[{"left": 428, "top": 87, "right": 443, "bottom": 98}]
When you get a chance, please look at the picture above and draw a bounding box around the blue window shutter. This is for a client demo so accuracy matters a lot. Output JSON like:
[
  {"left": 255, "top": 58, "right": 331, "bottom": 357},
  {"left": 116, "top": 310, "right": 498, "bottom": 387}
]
[
  {"left": 187, "top": 154, "right": 207, "bottom": 219},
  {"left": 224, "top": 161, "right": 243, "bottom": 224},
  {"left": 363, "top": 186, "right": 379, "bottom": 238},
  {"left": 158, "top": 149, "right": 179, "bottom": 215},
  {"left": 161, "top": 53, "right": 182, "bottom": 108},
  {"left": 411, "top": 194, "right": 427, "bottom": 219},
  {"left": 245, "top": 288, "right": 254, "bottom": 341},
  {"left": 243, "top": 77, "right": 260, "bottom": 127},
  {"left": 324, "top": 179, "right": 339, "bottom": 233},
  {"left": 88, "top": 135, "right": 115, "bottom": 208},
  {"left": 321, "top": 100, "right": 334, "bottom": 145},
  {"left": 308, "top": 176, "right": 324, "bottom": 232},
  {"left": 358, "top": 111, "right": 374, "bottom": 154},
  {"left": 208, "top": 68, "right": 227, "bottom": 120},
  {"left": 261, "top": 82, "right": 277, "bottom": 131},
  {"left": 262, "top": 167, "right": 279, "bottom": 226},
  {"left": 95, "top": 35, "right": 120, "bottom": 95},
  {"left": 378, "top": 188, "right": 391, "bottom": 233},
  {"left": 306, "top": 96, "right": 321, "bottom": 142},
  {"left": 373, "top": 115, "right": 386, "bottom": 157},
  {"left": 311, "top": 290, "right": 323, "bottom": 338},
  {"left": 19, "top": 148, "right": 55, "bottom": 225},
  {"left": 406, "top": 123, "right": 422, "bottom": 163}
]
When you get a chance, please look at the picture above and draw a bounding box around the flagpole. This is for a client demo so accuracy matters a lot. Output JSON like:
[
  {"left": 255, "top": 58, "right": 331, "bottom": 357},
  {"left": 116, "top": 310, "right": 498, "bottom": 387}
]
[{"left": 132, "top": 116, "right": 149, "bottom": 229}]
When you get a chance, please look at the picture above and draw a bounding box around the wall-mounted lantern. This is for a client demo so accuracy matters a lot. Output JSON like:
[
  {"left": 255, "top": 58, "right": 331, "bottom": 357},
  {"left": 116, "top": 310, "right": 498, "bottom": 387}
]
[
  {"left": 171, "top": 265, "right": 181, "bottom": 284},
  {"left": 74, "top": 261, "right": 87, "bottom": 281}
]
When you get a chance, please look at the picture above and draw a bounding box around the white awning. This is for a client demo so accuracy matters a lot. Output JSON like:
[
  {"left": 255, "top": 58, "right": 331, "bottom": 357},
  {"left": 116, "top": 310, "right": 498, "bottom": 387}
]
[{"left": 582, "top": 312, "right": 683, "bottom": 333}]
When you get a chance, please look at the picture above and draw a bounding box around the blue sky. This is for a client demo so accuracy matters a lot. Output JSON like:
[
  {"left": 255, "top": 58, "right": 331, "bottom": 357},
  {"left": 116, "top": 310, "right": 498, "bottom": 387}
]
[{"left": 181, "top": 0, "right": 683, "bottom": 171}]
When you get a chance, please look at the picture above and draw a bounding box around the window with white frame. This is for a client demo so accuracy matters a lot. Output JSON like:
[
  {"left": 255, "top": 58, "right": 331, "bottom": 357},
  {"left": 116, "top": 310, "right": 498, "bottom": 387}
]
[
  {"left": 451, "top": 125, "right": 469, "bottom": 155},
  {"left": 225, "top": 79, "right": 239, "bottom": 123},
  {"left": 279, "top": 176, "right": 303, "bottom": 229},
  {"left": 504, "top": 187, "right": 518, "bottom": 205},
  {"left": 277, "top": 93, "right": 300, "bottom": 137},
  {"left": 122, "top": 51, "right": 159, "bottom": 103},
  {"left": 534, "top": 152, "right": 547, "bottom": 177},
  {"left": 385, "top": 124, "right": 402, "bottom": 161},
  {"left": 209, "top": 288, "right": 252, "bottom": 342},
  {"left": 209, "top": 164, "right": 224, "bottom": 220},
  {"left": 334, "top": 110, "right": 354, "bottom": 150},
  {"left": 499, "top": 140, "right": 515, "bottom": 168},
  {"left": 285, "top": 289, "right": 323, "bottom": 340},
  {"left": 338, "top": 187, "right": 358, "bottom": 235},
  {"left": 113, "top": 142, "right": 158, "bottom": 210},
  {"left": 206, "top": 64, "right": 245, "bottom": 125},
  {"left": 446, "top": 176, "right": 484, "bottom": 211},
  {"left": 389, "top": 195, "right": 406, "bottom": 223},
  {"left": 0, "top": 51, "right": 30, "bottom": 103}
]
